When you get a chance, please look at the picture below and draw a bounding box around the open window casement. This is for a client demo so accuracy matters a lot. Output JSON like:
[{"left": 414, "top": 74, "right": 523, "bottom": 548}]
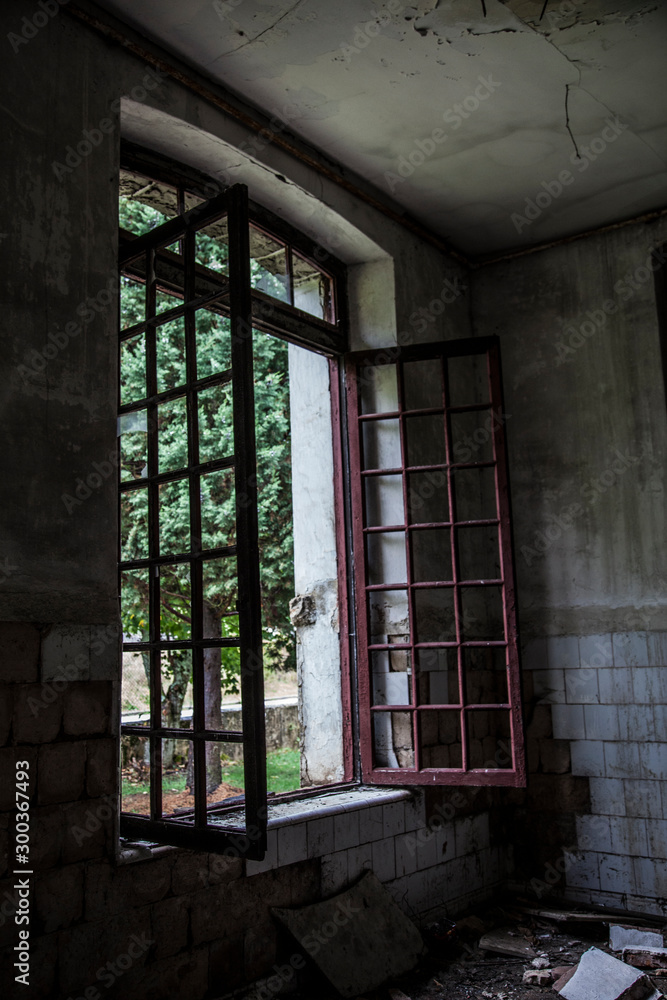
[
  {"left": 118, "top": 185, "right": 268, "bottom": 857},
  {"left": 345, "top": 337, "right": 526, "bottom": 787}
]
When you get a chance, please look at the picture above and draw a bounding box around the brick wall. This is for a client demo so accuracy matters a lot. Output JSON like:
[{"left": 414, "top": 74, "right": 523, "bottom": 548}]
[
  {"left": 513, "top": 629, "right": 667, "bottom": 915},
  {"left": 1, "top": 621, "right": 509, "bottom": 1000}
]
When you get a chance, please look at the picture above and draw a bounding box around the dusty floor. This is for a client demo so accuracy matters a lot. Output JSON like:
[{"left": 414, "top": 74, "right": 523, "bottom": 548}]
[{"left": 282, "top": 901, "right": 666, "bottom": 1000}]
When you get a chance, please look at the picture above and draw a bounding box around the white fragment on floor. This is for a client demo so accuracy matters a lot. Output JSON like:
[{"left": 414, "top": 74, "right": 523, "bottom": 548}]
[
  {"left": 478, "top": 928, "right": 537, "bottom": 959},
  {"left": 557, "top": 946, "right": 656, "bottom": 1000},
  {"left": 610, "top": 926, "right": 664, "bottom": 952}
]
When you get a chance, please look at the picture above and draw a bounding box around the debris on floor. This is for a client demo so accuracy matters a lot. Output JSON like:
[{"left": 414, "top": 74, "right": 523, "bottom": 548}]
[
  {"left": 478, "top": 929, "right": 538, "bottom": 960},
  {"left": 273, "top": 894, "right": 667, "bottom": 1000},
  {"left": 555, "top": 946, "right": 658, "bottom": 1000},
  {"left": 362, "top": 896, "right": 666, "bottom": 1000},
  {"left": 610, "top": 926, "right": 665, "bottom": 952},
  {"left": 271, "top": 869, "right": 426, "bottom": 998},
  {"left": 621, "top": 947, "right": 667, "bottom": 970}
]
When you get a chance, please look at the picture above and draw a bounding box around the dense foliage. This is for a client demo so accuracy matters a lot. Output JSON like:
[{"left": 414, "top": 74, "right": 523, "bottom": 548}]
[{"left": 119, "top": 196, "right": 295, "bottom": 782}]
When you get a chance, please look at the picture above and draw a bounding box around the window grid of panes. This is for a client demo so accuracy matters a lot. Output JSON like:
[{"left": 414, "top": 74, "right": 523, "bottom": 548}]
[
  {"left": 346, "top": 339, "right": 525, "bottom": 786},
  {"left": 118, "top": 186, "right": 267, "bottom": 855}
]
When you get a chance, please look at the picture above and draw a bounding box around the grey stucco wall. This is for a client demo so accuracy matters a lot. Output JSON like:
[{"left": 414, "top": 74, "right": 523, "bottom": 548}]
[{"left": 473, "top": 220, "right": 667, "bottom": 914}]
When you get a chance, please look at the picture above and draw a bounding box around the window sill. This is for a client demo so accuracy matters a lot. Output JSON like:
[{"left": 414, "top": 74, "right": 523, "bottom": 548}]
[
  {"left": 213, "top": 784, "right": 415, "bottom": 832},
  {"left": 117, "top": 784, "right": 416, "bottom": 864}
]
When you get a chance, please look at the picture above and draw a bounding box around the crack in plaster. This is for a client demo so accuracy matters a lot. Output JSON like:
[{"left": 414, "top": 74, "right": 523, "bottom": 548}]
[{"left": 211, "top": 0, "right": 308, "bottom": 61}]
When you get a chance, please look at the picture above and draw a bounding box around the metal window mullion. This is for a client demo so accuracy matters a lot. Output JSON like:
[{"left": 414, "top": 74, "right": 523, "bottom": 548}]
[
  {"left": 182, "top": 227, "right": 207, "bottom": 829},
  {"left": 443, "top": 356, "right": 467, "bottom": 772},
  {"left": 145, "top": 247, "right": 163, "bottom": 821},
  {"left": 345, "top": 358, "right": 374, "bottom": 781},
  {"left": 228, "top": 185, "right": 267, "bottom": 851},
  {"left": 487, "top": 342, "right": 525, "bottom": 781},
  {"left": 286, "top": 245, "right": 294, "bottom": 307},
  {"left": 395, "top": 362, "right": 419, "bottom": 771}
]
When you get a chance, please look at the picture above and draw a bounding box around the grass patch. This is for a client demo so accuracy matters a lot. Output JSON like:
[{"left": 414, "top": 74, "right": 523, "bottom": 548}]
[{"left": 122, "top": 748, "right": 300, "bottom": 800}]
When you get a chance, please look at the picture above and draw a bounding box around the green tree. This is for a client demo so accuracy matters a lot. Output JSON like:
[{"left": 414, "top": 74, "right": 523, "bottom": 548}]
[{"left": 119, "top": 196, "right": 295, "bottom": 789}]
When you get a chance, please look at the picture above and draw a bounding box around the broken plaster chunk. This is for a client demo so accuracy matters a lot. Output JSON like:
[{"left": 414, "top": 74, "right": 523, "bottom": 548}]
[
  {"left": 557, "top": 946, "right": 653, "bottom": 1000},
  {"left": 523, "top": 968, "right": 552, "bottom": 985},
  {"left": 609, "top": 925, "right": 664, "bottom": 952},
  {"left": 289, "top": 593, "right": 317, "bottom": 627},
  {"left": 479, "top": 928, "right": 537, "bottom": 959},
  {"left": 621, "top": 946, "right": 667, "bottom": 970},
  {"left": 271, "top": 870, "right": 425, "bottom": 999},
  {"left": 532, "top": 956, "right": 550, "bottom": 968}
]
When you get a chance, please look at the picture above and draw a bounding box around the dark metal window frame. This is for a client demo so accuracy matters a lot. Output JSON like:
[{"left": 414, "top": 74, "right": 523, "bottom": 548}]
[
  {"left": 119, "top": 184, "right": 270, "bottom": 856},
  {"left": 117, "top": 158, "right": 355, "bottom": 855},
  {"left": 117, "top": 150, "right": 525, "bottom": 866},
  {"left": 345, "top": 337, "right": 526, "bottom": 787}
]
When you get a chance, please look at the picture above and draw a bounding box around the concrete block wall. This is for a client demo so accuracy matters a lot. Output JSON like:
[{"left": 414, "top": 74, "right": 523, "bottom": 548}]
[
  {"left": 1, "top": 621, "right": 511, "bottom": 1000},
  {"left": 516, "top": 630, "right": 667, "bottom": 915}
]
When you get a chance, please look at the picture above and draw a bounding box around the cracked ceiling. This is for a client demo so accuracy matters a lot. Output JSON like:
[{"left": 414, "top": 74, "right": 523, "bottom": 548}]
[{"left": 96, "top": 0, "right": 666, "bottom": 256}]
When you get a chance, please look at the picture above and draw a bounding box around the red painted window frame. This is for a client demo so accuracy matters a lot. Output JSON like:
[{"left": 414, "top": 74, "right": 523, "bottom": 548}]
[{"left": 345, "top": 337, "right": 526, "bottom": 787}]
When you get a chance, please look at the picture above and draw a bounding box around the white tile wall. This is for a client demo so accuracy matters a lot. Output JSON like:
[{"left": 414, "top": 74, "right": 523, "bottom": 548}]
[
  {"left": 584, "top": 705, "right": 619, "bottom": 740},
  {"left": 623, "top": 779, "right": 662, "bottom": 819},
  {"left": 546, "top": 636, "right": 580, "bottom": 670},
  {"left": 598, "top": 667, "right": 633, "bottom": 704},
  {"left": 612, "top": 632, "right": 649, "bottom": 667},
  {"left": 306, "top": 816, "right": 335, "bottom": 858},
  {"left": 608, "top": 816, "right": 648, "bottom": 856},
  {"left": 646, "top": 819, "right": 667, "bottom": 859},
  {"left": 633, "top": 667, "right": 667, "bottom": 703},
  {"left": 603, "top": 741, "right": 640, "bottom": 779},
  {"left": 371, "top": 836, "right": 396, "bottom": 881},
  {"left": 647, "top": 632, "right": 667, "bottom": 666},
  {"left": 617, "top": 705, "right": 657, "bottom": 741},
  {"left": 570, "top": 740, "right": 605, "bottom": 776},
  {"left": 598, "top": 853, "right": 634, "bottom": 894},
  {"left": 639, "top": 742, "right": 667, "bottom": 780},
  {"left": 277, "top": 822, "right": 308, "bottom": 868},
  {"left": 333, "top": 809, "right": 360, "bottom": 852},
  {"left": 589, "top": 777, "right": 625, "bottom": 816},
  {"left": 578, "top": 634, "right": 613, "bottom": 668},
  {"left": 551, "top": 703, "right": 585, "bottom": 739}
]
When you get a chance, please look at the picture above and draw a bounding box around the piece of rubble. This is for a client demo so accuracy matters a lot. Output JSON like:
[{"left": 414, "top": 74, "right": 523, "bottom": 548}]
[
  {"left": 556, "top": 946, "right": 655, "bottom": 1000},
  {"left": 622, "top": 946, "right": 667, "bottom": 970},
  {"left": 524, "top": 968, "right": 552, "bottom": 985},
  {"left": 533, "top": 956, "right": 550, "bottom": 968},
  {"left": 479, "top": 929, "right": 537, "bottom": 958},
  {"left": 553, "top": 965, "right": 576, "bottom": 978},
  {"left": 610, "top": 926, "right": 664, "bottom": 952},
  {"left": 272, "top": 870, "right": 425, "bottom": 999},
  {"left": 455, "top": 914, "right": 488, "bottom": 936}
]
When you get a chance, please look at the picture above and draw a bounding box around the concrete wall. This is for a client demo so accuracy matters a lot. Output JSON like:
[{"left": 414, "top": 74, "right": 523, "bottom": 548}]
[
  {"left": 473, "top": 218, "right": 667, "bottom": 915},
  {"left": 3, "top": 2, "right": 665, "bottom": 997},
  {"left": 0, "top": 5, "right": 499, "bottom": 1000}
]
